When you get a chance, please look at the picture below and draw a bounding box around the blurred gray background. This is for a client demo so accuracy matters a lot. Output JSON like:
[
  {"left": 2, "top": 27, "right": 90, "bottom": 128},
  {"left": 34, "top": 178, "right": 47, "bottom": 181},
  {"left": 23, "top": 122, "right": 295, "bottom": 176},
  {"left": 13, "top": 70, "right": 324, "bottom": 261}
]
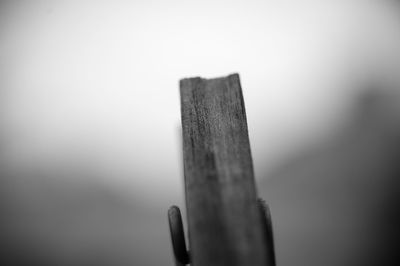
[{"left": 0, "top": 0, "right": 399, "bottom": 265}]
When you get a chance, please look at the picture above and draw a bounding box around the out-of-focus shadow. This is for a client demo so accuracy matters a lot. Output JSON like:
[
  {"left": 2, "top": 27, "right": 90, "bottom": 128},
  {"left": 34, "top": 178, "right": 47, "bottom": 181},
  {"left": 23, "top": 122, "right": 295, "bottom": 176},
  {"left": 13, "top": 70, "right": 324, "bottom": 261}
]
[
  {"left": 259, "top": 88, "right": 400, "bottom": 266},
  {"left": 0, "top": 166, "right": 170, "bottom": 266}
]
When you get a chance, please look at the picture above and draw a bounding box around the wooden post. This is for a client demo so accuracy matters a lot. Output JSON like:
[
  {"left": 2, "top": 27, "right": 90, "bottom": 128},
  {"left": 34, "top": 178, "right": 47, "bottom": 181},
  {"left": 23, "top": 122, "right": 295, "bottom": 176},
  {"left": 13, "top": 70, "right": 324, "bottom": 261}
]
[{"left": 180, "top": 73, "right": 272, "bottom": 266}]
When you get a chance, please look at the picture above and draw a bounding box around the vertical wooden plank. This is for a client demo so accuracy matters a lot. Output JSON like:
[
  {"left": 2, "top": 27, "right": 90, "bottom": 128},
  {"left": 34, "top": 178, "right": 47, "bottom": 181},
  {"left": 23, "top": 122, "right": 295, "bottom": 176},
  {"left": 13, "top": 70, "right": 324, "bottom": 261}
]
[{"left": 180, "top": 73, "right": 270, "bottom": 266}]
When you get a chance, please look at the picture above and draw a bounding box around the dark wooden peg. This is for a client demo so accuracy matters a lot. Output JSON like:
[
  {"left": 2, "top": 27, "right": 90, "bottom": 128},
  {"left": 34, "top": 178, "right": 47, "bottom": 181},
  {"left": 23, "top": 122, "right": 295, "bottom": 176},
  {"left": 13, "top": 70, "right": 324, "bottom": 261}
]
[
  {"left": 258, "top": 198, "right": 276, "bottom": 266},
  {"left": 168, "top": 206, "right": 190, "bottom": 266}
]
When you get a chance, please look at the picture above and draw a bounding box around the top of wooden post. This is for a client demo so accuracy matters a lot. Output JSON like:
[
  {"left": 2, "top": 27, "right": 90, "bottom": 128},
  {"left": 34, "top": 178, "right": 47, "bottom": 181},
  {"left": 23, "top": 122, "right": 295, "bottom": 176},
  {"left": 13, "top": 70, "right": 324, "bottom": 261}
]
[{"left": 180, "top": 73, "right": 271, "bottom": 266}]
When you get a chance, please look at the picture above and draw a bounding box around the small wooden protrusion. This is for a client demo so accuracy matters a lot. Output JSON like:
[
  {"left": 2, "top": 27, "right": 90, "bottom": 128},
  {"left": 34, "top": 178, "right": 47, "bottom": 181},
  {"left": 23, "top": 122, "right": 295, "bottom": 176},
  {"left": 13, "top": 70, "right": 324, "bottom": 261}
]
[{"left": 168, "top": 206, "right": 190, "bottom": 266}]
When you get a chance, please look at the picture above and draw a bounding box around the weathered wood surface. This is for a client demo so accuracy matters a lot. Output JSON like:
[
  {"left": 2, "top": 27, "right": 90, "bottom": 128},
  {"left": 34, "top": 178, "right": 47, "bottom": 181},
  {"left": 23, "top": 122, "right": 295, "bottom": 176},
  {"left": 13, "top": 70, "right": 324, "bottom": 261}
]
[{"left": 180, "top": 73, "right": 271, "bottom": 266}]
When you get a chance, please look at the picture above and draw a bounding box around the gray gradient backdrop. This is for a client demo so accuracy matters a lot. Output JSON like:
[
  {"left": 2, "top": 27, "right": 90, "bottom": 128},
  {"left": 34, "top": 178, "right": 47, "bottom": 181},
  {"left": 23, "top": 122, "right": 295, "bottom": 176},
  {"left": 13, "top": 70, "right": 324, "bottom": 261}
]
[{"left": 0, "top": 1, "right": 399, "bottom": 265}]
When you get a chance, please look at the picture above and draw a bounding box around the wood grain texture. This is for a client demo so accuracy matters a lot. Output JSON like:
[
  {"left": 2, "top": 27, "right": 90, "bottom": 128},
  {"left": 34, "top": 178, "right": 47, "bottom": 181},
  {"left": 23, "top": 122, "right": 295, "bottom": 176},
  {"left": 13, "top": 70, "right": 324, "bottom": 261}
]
[{"left": 180, "top": 73, "right": 270, "bottom": 266}]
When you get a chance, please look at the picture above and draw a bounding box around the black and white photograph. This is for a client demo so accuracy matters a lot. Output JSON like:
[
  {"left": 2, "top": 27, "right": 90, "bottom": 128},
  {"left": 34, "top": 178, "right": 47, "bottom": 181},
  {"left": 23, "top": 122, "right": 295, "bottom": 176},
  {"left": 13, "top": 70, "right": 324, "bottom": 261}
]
[{"left": 0, "top": 1, "right": 399, "bottom": 265}]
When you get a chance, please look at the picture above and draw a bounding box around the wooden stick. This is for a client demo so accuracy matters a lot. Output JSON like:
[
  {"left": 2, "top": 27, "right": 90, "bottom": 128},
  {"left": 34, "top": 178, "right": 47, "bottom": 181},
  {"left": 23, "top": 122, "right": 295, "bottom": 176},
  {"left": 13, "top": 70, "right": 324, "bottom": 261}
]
[{"left": 180, "top": 73, "right": 272, "bottom": 266}]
